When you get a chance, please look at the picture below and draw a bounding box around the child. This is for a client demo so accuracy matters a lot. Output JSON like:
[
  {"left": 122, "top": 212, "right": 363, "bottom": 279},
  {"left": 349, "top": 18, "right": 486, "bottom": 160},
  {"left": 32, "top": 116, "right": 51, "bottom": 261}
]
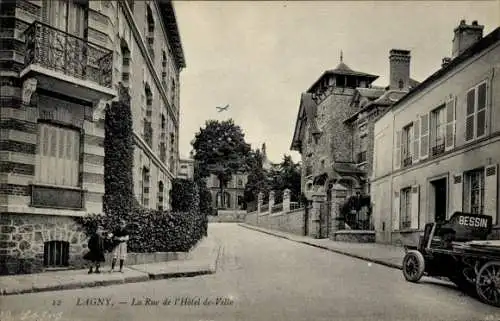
[
  {"left": 109, "top": 219, "right": 130, "bottom": 273},
  {"left": 83, "top": 225, "right": 107, "bottom": 274}
]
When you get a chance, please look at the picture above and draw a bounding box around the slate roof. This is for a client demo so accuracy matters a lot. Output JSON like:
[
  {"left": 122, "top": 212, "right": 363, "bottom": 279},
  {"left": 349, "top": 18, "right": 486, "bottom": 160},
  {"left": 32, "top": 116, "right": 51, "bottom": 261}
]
[{"left": 307, "top": 62, "right": 379, "bottom": 93}]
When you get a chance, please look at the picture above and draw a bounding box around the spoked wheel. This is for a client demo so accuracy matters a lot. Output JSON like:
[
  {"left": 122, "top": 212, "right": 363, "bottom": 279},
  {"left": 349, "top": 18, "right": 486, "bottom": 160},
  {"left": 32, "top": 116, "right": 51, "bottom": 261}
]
[
  {"left": 402, "top": 250, "right": 425, "bottom": 282},
  {"left": 476, "top": 261, "right": 500, "bottom": 307}
]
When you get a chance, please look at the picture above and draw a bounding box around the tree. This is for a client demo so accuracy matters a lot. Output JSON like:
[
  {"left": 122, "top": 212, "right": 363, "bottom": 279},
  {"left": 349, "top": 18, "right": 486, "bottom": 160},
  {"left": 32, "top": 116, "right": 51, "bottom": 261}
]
[
  {"left": 103, "top": 83, "right": 136, "bottom": 220},
  {"left": 243, "top": 148, "right": 270, "bottom": 209},
  {"left": 276, "top": 155, "right": 301, "bottom": 202},
  {"left": 191, "top": 119, "right": 251, "bottom": 208}
]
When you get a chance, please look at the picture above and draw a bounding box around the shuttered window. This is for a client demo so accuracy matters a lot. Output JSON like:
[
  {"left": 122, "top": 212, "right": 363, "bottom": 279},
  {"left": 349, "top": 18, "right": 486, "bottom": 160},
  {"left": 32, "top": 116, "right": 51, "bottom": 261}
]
[
  {"left": 36, "top": 123, "right": 80, "bottom": 187},
  {"left": 400, "top": 187, "right": 412, "bottom": 229},
  {"left": 466, "top": 81, "right": 488, "bottom": 142}
]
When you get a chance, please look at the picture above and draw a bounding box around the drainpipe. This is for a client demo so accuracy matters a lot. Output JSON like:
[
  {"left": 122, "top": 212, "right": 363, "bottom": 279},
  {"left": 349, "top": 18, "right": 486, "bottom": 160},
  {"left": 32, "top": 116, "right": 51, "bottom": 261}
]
[{"left": 389, "top": 111, "right": 396, "bottom": 244}]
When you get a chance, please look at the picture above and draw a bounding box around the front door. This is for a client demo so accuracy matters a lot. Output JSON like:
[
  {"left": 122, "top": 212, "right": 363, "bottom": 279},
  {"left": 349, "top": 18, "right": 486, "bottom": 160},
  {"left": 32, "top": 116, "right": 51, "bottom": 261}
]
[
  {"left": 432, "top": 178, "right": 447, "bottom": 223},
  {"left": 319, "top": 201, "right": 331, "bottom": 238}
]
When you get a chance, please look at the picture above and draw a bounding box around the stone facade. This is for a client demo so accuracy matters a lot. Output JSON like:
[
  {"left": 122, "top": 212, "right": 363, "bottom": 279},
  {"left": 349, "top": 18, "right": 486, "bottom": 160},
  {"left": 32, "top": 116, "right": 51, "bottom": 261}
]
[{"left": 207, "top": 173, "right": 248, "bottom": 211}]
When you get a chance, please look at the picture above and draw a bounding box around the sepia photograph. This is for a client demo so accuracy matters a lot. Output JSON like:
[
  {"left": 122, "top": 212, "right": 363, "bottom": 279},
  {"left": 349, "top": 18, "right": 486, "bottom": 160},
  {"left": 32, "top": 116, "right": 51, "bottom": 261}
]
[{"left": 0, "top": 0, "right": 500, "bottom": 320}]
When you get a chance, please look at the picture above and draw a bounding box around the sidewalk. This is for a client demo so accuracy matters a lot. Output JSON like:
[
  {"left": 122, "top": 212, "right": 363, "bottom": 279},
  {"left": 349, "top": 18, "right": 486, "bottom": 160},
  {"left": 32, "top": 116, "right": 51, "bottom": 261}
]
[
  {"left": 0, "top": 235, "right": 221, "bottom": 296},
  {"left": 239, "top": 223, "right": 405, "bottom": 270}
]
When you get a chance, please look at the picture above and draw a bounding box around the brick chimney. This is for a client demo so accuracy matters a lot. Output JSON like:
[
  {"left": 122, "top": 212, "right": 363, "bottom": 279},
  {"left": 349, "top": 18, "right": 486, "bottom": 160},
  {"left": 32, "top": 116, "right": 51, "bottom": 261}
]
[
  {"left": 389, "top": 49, "right": 411, "bottom": 91},
  {"left": 452, "top": 19, "right": 484, "bottom": 58}
]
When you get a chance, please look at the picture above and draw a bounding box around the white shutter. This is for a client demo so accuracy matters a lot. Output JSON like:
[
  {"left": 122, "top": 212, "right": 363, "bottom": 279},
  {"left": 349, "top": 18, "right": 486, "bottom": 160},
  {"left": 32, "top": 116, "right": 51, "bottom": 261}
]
[
  {"left": 393, "top": 191, "right": 400, "bottom": 231},
  {"left": 465, "top": 89, "right": 475, "bottom": 141},
  {"left": 420, "top": 114, "right": 429, "bottom": 159},
  {"left": 484, "top": 164, "right": 498, "bottom": 225},
  {"left": 445, "top": 98, "right": 456, "bottom": 151},
  {"left": 394, "top": 130, "right": 401, "bottom": 170},
  {"left": 413, "top": 118, "right": 420, "bottom": 163},
  {"left": 450, "top": 172, "right": 463, "bottom": 217},
  {"left": 411, "top": 185, "right": 420, "bottom": 229}
]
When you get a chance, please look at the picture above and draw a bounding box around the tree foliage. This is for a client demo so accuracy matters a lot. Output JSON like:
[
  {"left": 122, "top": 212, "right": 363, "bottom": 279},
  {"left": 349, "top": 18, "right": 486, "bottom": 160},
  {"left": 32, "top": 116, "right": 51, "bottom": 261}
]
[{"left": 243, "top": 148, "right": 270, "bottom": 208}]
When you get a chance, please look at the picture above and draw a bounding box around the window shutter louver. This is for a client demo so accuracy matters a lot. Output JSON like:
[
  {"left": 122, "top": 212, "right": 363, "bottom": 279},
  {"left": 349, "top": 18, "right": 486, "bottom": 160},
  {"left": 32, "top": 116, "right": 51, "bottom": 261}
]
[
  {"left": 445, "top": 98, "right": 456, "bottom": 151},
  {"left": 484, "top": 164, "right": 498, "bottom": 225},
  {"left": 466, "top": 89, "right": 475, "bottom": 141},
  {"left": 394, "top": 130, "right": 402, "bottom": 170},
  {"left": 393, "top": 191, "right": 400, "bottom": 231},
  {"left": 477, "top": 83, "right": 487, "bottom": 138},
  {"left": 413, "top": 118, "right": 420, "bottom": 163},
  {"left": 450, "top": 173, "right": 463, "bottom": 217},
  {"left": 410, "top": 185, "right": 420, "bottom": 229},
  {"left": 419, "top": 114, "right": 429, "bottom": 159}
]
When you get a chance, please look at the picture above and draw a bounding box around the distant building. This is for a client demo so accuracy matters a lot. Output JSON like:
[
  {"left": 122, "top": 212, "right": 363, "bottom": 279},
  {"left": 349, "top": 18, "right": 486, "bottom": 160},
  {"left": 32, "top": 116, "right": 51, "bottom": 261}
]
[
  {"left": 207, "top": 173, "right": 248, "bottom": 210},
  {"left": 371, "top": 20, "right": 500, "bottom": 245},
  {"left": 261, "top": 143, "right": 272, "bottom": 171},
  {"left": 178, "top": 159, "right": 195, "bottom": 180}
]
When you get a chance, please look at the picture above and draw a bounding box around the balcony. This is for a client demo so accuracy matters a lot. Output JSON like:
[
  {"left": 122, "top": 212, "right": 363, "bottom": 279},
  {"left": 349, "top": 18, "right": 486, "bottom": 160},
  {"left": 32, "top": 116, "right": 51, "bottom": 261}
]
[
  {"left": 431, "top": 143, "right": 445, "bottom": 156},
  {"left": 402, "top": 156, "right": 413, "bottom": 168},
  {"left": 21, "top": 21, "right": 116, "bottom": 102},
  {"left": 356, "top": 151, "right": 367, "bottom": 164}
]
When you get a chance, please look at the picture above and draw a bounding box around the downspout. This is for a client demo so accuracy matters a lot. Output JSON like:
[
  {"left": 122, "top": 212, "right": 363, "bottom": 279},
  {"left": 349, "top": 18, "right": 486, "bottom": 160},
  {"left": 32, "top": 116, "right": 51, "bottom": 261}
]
[{"left": 389, "top": 111, "right": 396, "bottom": 244}]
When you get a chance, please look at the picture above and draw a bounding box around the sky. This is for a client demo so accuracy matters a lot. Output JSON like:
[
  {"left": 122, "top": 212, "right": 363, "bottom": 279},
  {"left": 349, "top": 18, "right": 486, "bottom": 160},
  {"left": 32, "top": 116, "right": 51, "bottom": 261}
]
[{"left": 173, "top": 1, "right": 500, "bottom": 164}]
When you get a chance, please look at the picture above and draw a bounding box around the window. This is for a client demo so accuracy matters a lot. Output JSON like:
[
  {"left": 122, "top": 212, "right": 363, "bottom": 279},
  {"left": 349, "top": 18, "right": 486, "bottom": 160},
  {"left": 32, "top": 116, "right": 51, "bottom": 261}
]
[
  {"left": 400, "top": 187, "right": 412, "bottom": 229},
  {"left": 431, "top": 105, "right": 446, "bottom": 156},
  {"left": 121, "top": 42, "right": 131, "bottom": 86},
  {"left": 146, "top": 5, "right": 155, "bottom": 58},
  {"left": 36, "top": 123, "right": 80, "bottom": 187},
  {"left": 157, "top": 181, "right": 164, "bottom": 211},
  {"left": 141, "top": 167, "right": 150, "bottom": 206},
  {"left": 237, "top": 178, "right": 243, "bottom": 187},
  {"left": 162, "top": 51, "right": 167, "bottom": 85},
  {"left": 466, "top": 81, "right": 487, "bottom": 141},
  {"left": 43, "top": 0, "right": 87, "bottom": 37},
  {"left": 465, "top": 168, "right": 485, "bottom": 214},
  {"left": 44, "top": 241, "right": 69, "bottom": 267},
  {"left": 170, "top": 78, "right": 176, "bottom": 104},
  {"left": 401, "top": 124, "right": 413, "bottom": 167},
  {"left": 357, "top": 134, "right": 368, "bottom": 164},
  {"left": 144, "top": 85, "right": 153, "bottom": 147}
]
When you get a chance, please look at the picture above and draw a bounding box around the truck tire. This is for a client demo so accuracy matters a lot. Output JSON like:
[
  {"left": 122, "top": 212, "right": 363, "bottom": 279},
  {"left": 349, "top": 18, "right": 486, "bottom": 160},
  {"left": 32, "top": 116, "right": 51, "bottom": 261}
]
[{"left": 402, "top": 250, "right": 425, "bottom": 282}]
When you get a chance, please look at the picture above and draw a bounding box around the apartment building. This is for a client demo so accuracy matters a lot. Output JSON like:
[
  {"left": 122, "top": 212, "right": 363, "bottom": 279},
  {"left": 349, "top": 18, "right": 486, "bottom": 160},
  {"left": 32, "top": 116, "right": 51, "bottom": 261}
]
[
  {"left": 0, "top": 0, "right": 185, "bottom": 274},
  {"left": 371, "top": 20, "right": 500, "bottom": 245}
]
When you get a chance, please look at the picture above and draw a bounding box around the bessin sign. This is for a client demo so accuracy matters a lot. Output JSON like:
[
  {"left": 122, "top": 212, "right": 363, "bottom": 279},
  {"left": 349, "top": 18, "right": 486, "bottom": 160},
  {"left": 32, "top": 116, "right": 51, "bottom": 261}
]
[{"left": 458, "top": 215, "right": 489, "bottom": 228}]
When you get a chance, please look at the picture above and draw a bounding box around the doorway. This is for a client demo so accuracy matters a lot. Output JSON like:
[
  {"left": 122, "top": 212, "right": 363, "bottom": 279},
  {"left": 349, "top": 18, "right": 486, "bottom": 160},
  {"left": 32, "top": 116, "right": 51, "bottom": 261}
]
[{"left": 431, "top": 178, "right": 447, "bottom": 223}]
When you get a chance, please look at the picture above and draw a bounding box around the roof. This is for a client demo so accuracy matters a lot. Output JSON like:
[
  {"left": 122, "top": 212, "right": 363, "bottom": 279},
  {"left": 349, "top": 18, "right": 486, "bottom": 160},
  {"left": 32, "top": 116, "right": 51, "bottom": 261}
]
[
  {"left": 158, "top": 0, "right": 186, "bottom": 69},
  {"left": 334, "top": 162, "right": 365, "bottom": 174},
  {"left": 356, "top": 87, "right": 386, "bottom": 99},
  {"left": 380, "top": 26, "right": 500, "bottom": 118},
  {"left": 345, "top": 89, "right": 408, "bottom": 123},
  {"left": 290, "top": 93, "right": 318, "bottom": 151},
  {"left": 307, "top": 61, "right": 379, "bottom": 93}
]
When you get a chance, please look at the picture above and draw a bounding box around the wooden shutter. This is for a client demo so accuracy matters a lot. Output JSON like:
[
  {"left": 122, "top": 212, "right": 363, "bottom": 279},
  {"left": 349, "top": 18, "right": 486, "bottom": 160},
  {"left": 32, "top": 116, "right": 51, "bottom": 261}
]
[
  {"left": 450, "top": 172, "right": 463, "bottom": 217},
  {"left": 465, "top": 88, "right": 475, "bottom": 141},
  {"left": 413, "top": 118, "right": 420, "bottom": 163},
  {"left": 419, "top": 114, "right": 429, "bottom": 159},
  {"left": 393, "top": 191, "right": 400, "bottom": 231},
  {"left": 394, "top": 130, "right": 402, "bottom": 170},
  {"left": 411, "top": 185, "right": 420, "bottom": 229},
  {"left": 476, "top": 82, "right": 487, "bottom": 138},
  {"left": 445, "top": 97, "right": 456, "bottom": 151},
  {"left": 484, "top": 164, "right": 498, "bottom": 225}
]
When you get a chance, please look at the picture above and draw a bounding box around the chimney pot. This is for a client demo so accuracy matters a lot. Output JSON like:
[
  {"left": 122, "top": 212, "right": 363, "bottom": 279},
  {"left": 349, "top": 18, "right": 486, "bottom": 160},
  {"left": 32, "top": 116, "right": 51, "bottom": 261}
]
[
  {"left": 472, "top": 20, "right": 478, "bottom": 26},
  {"left": 452, "top": 20, "right": 484, "bottom": 58},
  {"left": 460, "top": 19, "right": 466, "bottom": 25}
]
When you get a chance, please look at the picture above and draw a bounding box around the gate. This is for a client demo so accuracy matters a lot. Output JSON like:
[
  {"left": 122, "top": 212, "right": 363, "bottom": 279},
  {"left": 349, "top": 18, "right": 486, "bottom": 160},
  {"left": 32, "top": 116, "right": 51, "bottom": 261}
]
[{"left": 319, "top": 201, "right": 331, "bottom": 238}]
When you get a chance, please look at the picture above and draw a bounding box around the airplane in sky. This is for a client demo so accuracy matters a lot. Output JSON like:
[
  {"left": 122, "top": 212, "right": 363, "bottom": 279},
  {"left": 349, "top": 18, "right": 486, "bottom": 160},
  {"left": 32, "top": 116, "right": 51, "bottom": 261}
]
[{"left": 216, "top": 104, "right": 230, "bottom": 112}]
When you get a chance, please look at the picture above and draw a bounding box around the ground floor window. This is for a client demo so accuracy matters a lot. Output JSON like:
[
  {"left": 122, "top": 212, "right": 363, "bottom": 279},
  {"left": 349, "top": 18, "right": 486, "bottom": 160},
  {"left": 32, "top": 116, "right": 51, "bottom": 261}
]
[
  {"left": 464, "top": 168, "right": 484, "bottom": 214},
  {"left": 44, "top": 241, "right": 69, "bottom": 267},
  {"left": 400, "top": 187, "right": 412, "bottom": 229}
]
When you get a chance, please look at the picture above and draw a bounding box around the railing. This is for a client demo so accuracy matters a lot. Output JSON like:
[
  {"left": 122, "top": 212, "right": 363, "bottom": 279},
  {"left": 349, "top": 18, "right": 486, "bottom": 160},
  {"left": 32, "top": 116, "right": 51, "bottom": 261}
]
[
  {"left": 336, "top": 208, "right": 374, "bottom": 230},
  {"left": 271, "top": 203, "right": 283, "bottom": 213},
  {"left": 402, "top": 156, "right": 412, "bottom": 167},
  {"left": 431, "top": 143, "right": 445, "bottom": 156},
  {"left": 290, "top": 202, "right": 303, "bottom": 211},
  {"left": 260, "top": 204, "right": 269, "bottom": 212},
  {"left": 24, "top": 21, "right": 113, "bottom": 88},
  {"left": 356, "top": 151, "right": 367, "bottom": 164}
]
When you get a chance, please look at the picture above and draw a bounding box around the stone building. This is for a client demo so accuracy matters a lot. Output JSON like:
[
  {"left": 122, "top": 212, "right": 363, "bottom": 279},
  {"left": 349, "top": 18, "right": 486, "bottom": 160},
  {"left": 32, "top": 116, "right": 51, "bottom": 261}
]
[
  {"left": 207, "top": 173, "right": 248, "bottom": 211},
  {"left": 371, "top": 20, "right": 500, "bottom": 245},
  {"left": 0, "top": 0, "right": 185, "bottom": 274},
  {"left": 290, "top": 51, "right": 418, "bottom": 239},
  {"left": 177, "top": 158, "right": 194, "bottom": 180}
]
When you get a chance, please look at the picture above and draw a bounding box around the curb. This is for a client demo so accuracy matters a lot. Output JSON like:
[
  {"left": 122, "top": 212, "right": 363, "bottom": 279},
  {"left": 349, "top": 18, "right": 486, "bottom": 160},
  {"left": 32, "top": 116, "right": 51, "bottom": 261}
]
[
  {"left": 1, "top": 244, "right": 221, "bottom": 296},
  {"left": 239, "top": 223, "right": 403, "bottom": 271}
]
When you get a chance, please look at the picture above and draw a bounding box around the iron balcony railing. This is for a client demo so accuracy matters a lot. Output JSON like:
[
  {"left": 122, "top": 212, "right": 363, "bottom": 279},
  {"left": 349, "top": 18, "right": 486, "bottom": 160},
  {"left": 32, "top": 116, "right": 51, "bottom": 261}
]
[
  {"left": 24, "top": 21, "right": 113, "bottom": 88},
  {"left": 431, "top": 143, "right": 445, "bottom": 156}
]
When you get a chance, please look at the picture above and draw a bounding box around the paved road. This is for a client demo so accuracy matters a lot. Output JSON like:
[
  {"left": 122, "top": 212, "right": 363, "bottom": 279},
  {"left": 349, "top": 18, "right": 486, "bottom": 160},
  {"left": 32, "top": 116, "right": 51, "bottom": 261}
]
[{"left": 1, "top": 223, "right": 499, "bottom": 321}]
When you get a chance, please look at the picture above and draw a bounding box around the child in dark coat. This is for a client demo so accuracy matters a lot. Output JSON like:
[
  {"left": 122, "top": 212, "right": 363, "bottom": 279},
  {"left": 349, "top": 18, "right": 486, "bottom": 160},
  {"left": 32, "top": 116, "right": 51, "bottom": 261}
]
[{"left": 83, "top": 225, "right": 107, "bottom": 274}]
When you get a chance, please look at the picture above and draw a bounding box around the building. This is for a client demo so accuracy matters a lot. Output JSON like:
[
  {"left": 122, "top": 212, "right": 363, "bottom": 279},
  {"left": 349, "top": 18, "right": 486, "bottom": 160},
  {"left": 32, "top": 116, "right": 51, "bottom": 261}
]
[
  {"left": 371, "top": 20, "right": 500, "bottom": 245},
  {"left": 0, "top": 0, "right": 185, "bottom": 274},
  {"left": 177, "top": 158, "right": 194, "bottom": 180},
  {"left": 206, "top": 173, "right": 248, "bottom": 211}
]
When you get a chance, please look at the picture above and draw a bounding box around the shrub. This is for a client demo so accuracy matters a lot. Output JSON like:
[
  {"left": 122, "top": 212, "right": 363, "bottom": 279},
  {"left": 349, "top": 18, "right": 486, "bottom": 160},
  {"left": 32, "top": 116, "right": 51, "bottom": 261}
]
[{"left": 170, "top": 178, "right": 198, "bottom": 212}]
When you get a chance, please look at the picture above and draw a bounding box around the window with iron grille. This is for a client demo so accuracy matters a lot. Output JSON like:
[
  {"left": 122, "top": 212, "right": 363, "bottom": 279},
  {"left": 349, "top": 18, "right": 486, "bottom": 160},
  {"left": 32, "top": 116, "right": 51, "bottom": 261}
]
[
  {"left": 464, "top": 168, "right": 484, "bottom": 215},
  {"left": 400, "top": 187, "right": 412, "bottom": 229},
  {"left": 431, "top": 105, "right": 446, "bottom": 156},
  {"left": 44, "top": 241, "right": 69, "bottom": 267}
]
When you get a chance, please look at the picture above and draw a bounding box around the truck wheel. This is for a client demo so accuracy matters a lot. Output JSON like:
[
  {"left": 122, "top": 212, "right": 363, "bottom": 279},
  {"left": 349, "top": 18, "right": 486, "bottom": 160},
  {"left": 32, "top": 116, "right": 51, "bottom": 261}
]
[
  {"left": 402, "top": 250, "right": 425, "bottom": 282},
  {"left": 476, "top": 261, "right": 500, "bottom": 307},
  {"left": 449, "top": 274, "right": 476, "bottom": 297}
]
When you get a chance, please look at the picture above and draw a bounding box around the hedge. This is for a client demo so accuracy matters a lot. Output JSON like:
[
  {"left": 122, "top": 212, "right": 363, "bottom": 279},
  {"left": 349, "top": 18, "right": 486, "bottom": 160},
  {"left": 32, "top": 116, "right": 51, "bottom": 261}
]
[{"left": 75, "top": 84, "right": 207, "bottom": 253}]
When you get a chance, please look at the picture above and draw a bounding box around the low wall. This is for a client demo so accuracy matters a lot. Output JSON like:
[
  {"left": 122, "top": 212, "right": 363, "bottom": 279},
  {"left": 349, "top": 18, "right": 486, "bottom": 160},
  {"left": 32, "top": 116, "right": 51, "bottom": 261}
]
[
  {"left": 332, "top": 230, "right": 376, "bottom": 243},
  {"left": 244, "top": 208, "right": 305, "bottom": 236},
  {"left": 104, "top": 251, "right": 189, "bottom": 265},
  {"left": 208, "top": 210, "right": 246, "bottom": 223}
]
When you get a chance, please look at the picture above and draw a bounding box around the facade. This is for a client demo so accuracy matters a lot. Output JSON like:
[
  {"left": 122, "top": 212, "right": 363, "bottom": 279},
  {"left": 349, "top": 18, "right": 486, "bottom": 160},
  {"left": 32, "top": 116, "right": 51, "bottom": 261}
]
[
  {"left": 207, "top": 173, "right": 248, "bottom": 211},
  {"left": 177, "top": 158, "right": 194, "bottom": 180},
  {"left": 371, "top": 20, "right": 500, "bottom": 245},
  {"left": 0, "top": 0, "right": 185, "bottom": 274}
]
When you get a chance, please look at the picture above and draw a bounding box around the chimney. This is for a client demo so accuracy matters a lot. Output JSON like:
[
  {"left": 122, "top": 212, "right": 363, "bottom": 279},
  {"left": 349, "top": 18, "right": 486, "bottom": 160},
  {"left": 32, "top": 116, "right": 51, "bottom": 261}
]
[
  {"left": 389, "top": 49, "right": 411, "bottom": 91},
  {"left": 442, "top": 57, "right": 452, "bottom": 68},
  {"left": 452, "top": 19, "right": 484, "bottom": 58}
]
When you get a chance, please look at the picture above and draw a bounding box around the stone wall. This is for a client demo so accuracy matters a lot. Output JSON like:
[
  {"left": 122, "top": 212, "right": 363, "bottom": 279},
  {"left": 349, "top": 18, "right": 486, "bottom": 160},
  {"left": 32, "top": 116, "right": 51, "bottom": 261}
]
[
  {"left": 0, "top": 214, "right": 88, "bottom": 275},
  {"left": 208, "top": 210, "right": 246, "bottom": 223},
  {"left": 244, "top": 209, "right": 305, "bottom": 236}
]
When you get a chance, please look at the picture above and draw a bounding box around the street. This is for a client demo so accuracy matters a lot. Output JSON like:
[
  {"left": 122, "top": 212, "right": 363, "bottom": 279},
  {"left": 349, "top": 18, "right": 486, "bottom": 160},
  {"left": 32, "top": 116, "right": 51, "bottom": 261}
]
[{"left": 1, "top": 223, "right": 498, "bottom": 321}]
